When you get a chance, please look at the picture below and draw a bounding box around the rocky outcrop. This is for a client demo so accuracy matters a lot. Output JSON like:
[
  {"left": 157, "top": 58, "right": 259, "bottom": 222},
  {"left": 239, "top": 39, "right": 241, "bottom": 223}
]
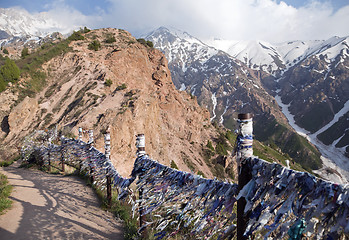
[{"left": 0, "top": 28, "right": 220, "bottom": 178}]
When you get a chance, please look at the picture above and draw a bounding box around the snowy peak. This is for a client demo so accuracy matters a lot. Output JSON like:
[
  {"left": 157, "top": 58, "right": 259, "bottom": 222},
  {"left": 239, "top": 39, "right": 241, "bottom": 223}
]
[
  {"left": 0, "top": 8, "right": 74, "bottom": 38},
  {"left": 146, "top": 27, "right": 219, "bottom": 72},
  {"left": 205, "top": 36, "right": 349, "bottom": 76},
  {"left": 147, "top": 26, "right": 204, "bottom": 45},
  {"left": 314, "top": 36, "right": 349, "bottom": 60},
  {"left": 205, "top": 38, "right": 285, "bottom": 75}
]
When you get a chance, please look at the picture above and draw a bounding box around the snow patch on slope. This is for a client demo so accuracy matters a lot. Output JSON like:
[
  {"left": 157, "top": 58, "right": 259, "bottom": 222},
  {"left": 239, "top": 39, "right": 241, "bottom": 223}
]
[
  {"left": 275, "top": 95, "right": 349, "bottom": 183},
  {"left": 210, "top": 92, "right": 217, "bottom": 122}
]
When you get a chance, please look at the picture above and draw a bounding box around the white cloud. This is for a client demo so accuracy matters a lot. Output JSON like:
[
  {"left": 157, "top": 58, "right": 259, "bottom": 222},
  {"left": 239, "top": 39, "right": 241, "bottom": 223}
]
[{"left": 45, "top": 0, "right": 349, "bottom": 42}]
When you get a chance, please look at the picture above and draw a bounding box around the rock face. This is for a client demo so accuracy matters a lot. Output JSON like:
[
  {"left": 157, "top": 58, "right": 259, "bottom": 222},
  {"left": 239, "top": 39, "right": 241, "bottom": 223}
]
[{"left": 0, "top": 28, "right": 219, "bottom": 178}]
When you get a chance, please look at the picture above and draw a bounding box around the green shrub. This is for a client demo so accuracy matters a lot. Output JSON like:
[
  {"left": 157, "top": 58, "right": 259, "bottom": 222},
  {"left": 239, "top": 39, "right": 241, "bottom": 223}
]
[
  {"left": 0, "top": 173, "right": 12, "bottom": 214},
  {"left": 225, "top": 130, "right": 236, "bottom": 144},
  {"left": 104, "top": 79, "right": 112, "bottom": 87},
  {"left": 136, "top": 38, "right": 154, "bottom": 48},
  {"left": 0, "top": 58, "right": 20, "bottom": 83},
  {"left": 2, "top": 48, "right": 8, "bottom": 55},
  {"left": 82, "top": 26, "right": 90, "bottom": 33},
  {"left": 170, "top": 160, "right": 178, "bottom": 169},
  {"left": 68, "top": 31, "right": 85, "bottom": 41},
  {"left": 146, "top": 40, "right": 154, "bottom": 48},
  {"left": 115, "top": 83, "right": 127, "bottom": 91},
  {"left": 21, "top": 47, "right": 29, "bottom": 58},
  {"left": 216, "top": 143, "right": 228, "bottom": 156},
  {"left": 0, "top": 155, "right": 20, "bottom": 167},
  {"left": 206, "top": 140, "right": 214, "bottom": 151},
  {"left": 105, "top": 35, "right": 116, "bottom": 43},
  {"left": 88, "top": 40, "right": 101, "bottom": 51}
]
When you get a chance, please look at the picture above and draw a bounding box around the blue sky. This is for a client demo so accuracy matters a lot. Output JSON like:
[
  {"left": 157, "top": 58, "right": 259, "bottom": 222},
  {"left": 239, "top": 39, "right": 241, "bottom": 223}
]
[{"left": 1, "top": 0, "right": 349, "bottom": 42}]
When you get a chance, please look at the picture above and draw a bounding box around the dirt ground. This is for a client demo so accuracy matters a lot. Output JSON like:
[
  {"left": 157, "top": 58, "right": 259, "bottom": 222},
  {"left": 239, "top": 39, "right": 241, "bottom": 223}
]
[{"left": 0, "top": 161, "right": 124, "bottom": 240}]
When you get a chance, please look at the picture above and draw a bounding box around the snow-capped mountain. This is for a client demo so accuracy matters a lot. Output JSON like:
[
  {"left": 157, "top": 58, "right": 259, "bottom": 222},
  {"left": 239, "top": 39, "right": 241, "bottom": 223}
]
[
  {"left": 0, "top": 8, "right": 73, "bottom": 38},
  {"left": 145, "top": 27, "right": 327, "bottom": 175},
  {"left": 276, "top": 36, "right": 349, "bottom": 168},
  {"left": 146, "top": 26, "right": 349, "bottom": 181},
  {"left": 0, "top": 7, "right": 77, "bottom": 58},
  {"left": 205, "top": 36, "right": 349, "bottom": 78},
  {"left": 146, "top": 27, "right": 219, "bottom": 75}
]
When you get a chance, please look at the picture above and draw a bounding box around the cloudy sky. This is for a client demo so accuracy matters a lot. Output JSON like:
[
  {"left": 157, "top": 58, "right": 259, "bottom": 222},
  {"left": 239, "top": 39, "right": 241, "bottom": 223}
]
[{"left": 2, "top": 0, "right": 349, "bottom": 42}]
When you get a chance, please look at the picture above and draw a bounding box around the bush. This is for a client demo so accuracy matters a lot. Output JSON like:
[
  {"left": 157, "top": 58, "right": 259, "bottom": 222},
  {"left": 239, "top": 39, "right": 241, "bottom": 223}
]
[
  {"left": 82, "top": 26, "right": 90, "bottom": 33},
  {"left": 216, "top": 143, "right": 228, "bottom": 156},
  {"left": 146, "top": 40, "right": 154, "bottom": 48},
  {"left": 68, "top": 31, "right": 85, "bottom": 41},
  {"left": 104, "top": 79, "right": 112, "bottom": 87},
  {"left": 0, "top": 173, "right": 13, "bottom": 214},
  {"left": 115, "top": 83, "right": 127, "bottom": 91},
  {"left": 206, "top": 140, "right": 214, "bottom": 151},
  {"left": 170, "top": 160, "right": 178, "bottom": 169},
  {"left": 0, "top": 58, "right": 20, "bottom": 83},
  {"left": 105, "top": 35, "right": 116, "bottom": 43},
  {"left": 21, "top": 47, "right": 29, "bottom": 58},
  {"left": 136, "top": 38, "right": 154, "bottom": 48},
  {"left": 2, "top": 48, "right": 8, "bottom": 55},
  {"left": 88, "top": 40, "right": 101, "bottom": 51}
]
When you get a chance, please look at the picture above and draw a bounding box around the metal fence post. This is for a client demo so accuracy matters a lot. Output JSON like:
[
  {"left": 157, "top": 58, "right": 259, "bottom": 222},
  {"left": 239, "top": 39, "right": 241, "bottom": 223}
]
[{"left": 236, "top": 113, "right": 253, "bottom": 240}]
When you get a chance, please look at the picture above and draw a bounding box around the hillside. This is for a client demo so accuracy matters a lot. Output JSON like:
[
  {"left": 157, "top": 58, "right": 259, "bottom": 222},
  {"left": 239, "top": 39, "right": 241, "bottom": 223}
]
[{"left": 0, "top": 28, "right": 247, "bottom": 180}]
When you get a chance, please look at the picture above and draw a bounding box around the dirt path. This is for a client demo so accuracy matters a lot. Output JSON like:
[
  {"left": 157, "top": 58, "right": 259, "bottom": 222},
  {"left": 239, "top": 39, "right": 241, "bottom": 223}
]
[{"left": 0, "top": 162, "right": 124, "bottom": 240}]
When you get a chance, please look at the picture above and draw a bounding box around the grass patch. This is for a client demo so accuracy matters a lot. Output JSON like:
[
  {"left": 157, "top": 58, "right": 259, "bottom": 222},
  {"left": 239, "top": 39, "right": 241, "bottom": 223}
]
[
  {"left": 13, "top": 38, "right": 72, "bottom": 101},
  {"left": 0, "top": 173, "right": 13, "bottom": 214},
  {"left": 0, "top": 155, "right": 20, "bottom": 167}
]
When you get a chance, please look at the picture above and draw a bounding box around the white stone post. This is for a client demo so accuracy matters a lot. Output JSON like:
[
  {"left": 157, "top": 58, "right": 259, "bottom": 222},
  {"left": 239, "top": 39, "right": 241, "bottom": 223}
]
[
  {"left": 104, "top": 129, "right": 111, "bottom": 161},
  {"left": 78, "top": 127, "right": 83, "bottom": 141},
  {"left": 237, "top": 113, "right": 253, "bottom": 162},
  {"left": 136, "top": 134, "right": 146, "bottom": 157},
  {"left": 88, "top": 129, "right": 94, "bottom": 146}
]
